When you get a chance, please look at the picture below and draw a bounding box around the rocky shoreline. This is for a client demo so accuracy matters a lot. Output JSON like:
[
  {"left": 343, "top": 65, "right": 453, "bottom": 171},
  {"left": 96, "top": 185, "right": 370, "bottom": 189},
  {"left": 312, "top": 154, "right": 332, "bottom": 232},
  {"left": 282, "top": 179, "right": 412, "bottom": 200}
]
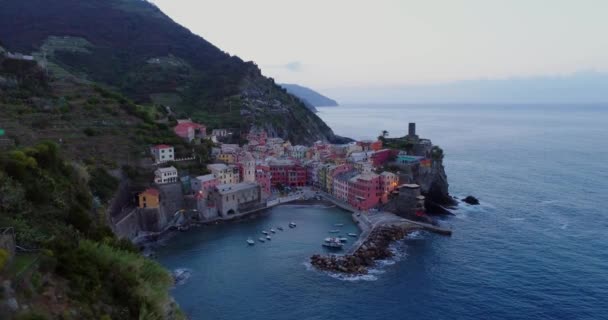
[{"left": 310, "top": 225, "right": 418, "bottom": 275}]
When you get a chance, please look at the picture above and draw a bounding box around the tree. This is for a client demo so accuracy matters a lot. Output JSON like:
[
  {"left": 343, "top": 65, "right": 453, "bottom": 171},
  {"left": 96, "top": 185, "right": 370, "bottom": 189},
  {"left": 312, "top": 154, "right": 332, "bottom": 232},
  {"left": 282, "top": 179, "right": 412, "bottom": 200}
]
[{"left": 381, "top": 130, "right": 389, "bottom": 138}]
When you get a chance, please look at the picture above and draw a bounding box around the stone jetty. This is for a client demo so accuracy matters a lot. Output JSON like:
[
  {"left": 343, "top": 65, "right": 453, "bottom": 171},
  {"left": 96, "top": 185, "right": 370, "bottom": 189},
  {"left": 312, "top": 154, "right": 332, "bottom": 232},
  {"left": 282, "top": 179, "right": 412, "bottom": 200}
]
[{"left": 310, "top": 225, "right": 417, "bottom": 275}]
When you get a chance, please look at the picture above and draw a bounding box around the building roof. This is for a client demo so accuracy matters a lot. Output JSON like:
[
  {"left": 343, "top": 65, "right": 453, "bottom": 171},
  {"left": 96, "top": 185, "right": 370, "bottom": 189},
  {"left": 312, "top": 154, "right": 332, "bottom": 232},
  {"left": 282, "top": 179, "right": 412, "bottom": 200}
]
[
  {"left": 152, "top": 144, "right": 172, "bottom": 150},
  {"left": 173, "top": 121, "right": 205, "bottom": 137},
  {"left": 141, "top": 188, "right": 159, "bottom": 197},
  {"left": 215, "top": 182, "right": 259, "bottom": 194},
  {"left": 207, "top": 163, "right": 228, "bottom": 171},
  {"left": 196, "top": 174, "right": 217, "bottom": 182},
  {"left": 156, "top": 166, "right": 177, "bottom": 173}
]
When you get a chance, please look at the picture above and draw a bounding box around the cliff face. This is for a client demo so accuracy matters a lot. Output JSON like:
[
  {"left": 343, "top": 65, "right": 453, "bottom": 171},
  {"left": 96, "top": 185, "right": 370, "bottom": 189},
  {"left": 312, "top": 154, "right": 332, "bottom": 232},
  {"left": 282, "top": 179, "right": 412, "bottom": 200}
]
[
  {"left": 418, "top": 160, "right": 456, "bottom": 207},
  {"left": 239, "top": 67, "right": 338, "bottom": 145}
]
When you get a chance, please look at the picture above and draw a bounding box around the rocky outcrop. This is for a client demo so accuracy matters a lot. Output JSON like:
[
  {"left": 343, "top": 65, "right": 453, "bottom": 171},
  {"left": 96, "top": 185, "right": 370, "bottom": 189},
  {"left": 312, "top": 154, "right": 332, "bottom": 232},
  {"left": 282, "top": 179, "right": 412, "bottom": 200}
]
[
  {"left": 462, "top": 195, "right": 480, "bottom": 205},
  {"left": 310, "top": 226, "right": 414, "bottom": 275},
  {"left": 418, "top": 159, "right": 457, "bottom": 207},
  {"left": 239, "top": 66, "right": 340, "bottom": 145}
]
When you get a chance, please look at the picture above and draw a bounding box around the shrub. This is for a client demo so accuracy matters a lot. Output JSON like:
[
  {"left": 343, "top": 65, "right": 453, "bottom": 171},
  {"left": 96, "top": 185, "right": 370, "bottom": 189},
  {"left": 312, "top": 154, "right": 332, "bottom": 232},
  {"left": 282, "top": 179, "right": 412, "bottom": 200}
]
[
  {"left": 0, "top": 249, "right": 9, "bottom": 271},
  {"left": 83, "top": 128, "right": 97, "bottom": 136}
]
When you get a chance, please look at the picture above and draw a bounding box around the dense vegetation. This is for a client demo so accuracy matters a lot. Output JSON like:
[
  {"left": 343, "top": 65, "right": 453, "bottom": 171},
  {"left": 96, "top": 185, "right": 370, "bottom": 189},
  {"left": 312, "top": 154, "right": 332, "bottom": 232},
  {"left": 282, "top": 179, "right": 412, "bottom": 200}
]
[
  {"left": 0, "top": 0, "right": 338, "bottom": 144},
  {"left": 0, "top": 142, "right": 180, "bottom": 319}
]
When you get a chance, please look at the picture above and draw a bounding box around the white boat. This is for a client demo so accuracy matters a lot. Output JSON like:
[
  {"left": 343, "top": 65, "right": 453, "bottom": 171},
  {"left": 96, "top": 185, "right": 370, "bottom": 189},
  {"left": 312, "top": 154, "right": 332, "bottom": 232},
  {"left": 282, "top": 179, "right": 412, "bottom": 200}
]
[
  {"left": 334, "top": 223, "right": 344, "bottom": 227},
  {"left": 277, "top": 226, "right": 284, "bottom": 231},
  {"left": 329, "top": 229, "right": 340, "bottom": 233},
  {"left": 322, "top": 239, "right": 344, "bottom": 249},
  {"left": 289, "top": 222, "right": 296, "bottom": 228},
  {"left": 262, "top": 230, "right": 269, "bottom": 235},
  {"left": 338, "top": 237, "right": 348, "bottom": 242},
  {"left": 270, "top": 229, "right": 276, "bottom": 233},
  {"left": 247, "top": 239, "right": 255, "bottom": 245},
  {"left": 266, "top": 235, "right": 271, "bottom": 240},
  {"left": 348, "top": 233, "right": 357, "bottom": 237},
  {"left": 258, "top": 237, "right": 265, "bottom": 242}
]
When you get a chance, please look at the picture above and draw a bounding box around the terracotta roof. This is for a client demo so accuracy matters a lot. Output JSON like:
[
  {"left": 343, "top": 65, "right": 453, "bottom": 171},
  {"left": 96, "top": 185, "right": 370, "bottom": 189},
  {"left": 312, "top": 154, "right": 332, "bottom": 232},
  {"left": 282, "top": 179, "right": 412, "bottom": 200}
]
[
  {"left": 142, "top": 188, "right": 160, "bottom": 197},
  {"left": 173, "top": 122, "right": 205, "bottom": 137},
  {"left": 152, "top": 144, "right": 172, "bottom": 149}
]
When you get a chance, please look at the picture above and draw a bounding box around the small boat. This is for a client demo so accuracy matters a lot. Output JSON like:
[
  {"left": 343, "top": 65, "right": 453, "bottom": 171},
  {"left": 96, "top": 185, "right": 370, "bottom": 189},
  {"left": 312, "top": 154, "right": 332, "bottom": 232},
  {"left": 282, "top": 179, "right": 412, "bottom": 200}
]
[
  {"left": 262, "top": 230, "right": 269, "bottom": 235},
  {"left": 258, "top": 237, "right": 265, "bottom": 242},
  {"left": 247, "top": 239, "right": 255, "bottom": 245},
  {"left": 338, "top": 237, "right": 348, "bottom": 242},
  {"left": 329, "top": 229, "right": 340, "bottom": 233},
  {"left": 277, "top": 226, "right": 284, "bottom": 231},
  {"left": 322, "top": 239, "right": 343, "bottom": 249},
  {"left": 266, "top": 235, "right": 271, "bottom": 240},
  {"left": 289, "top": 222, "right": 296, "bottom": 228},
  {"left": 334, "top": 223, "right": 344, "bottom": 227},
  {"left": 348, "top": 233, "right": 358, "bottom": 237},
  {"left": 270, "top": 229, "right": 276, "bottom": 233},
  {"left": 324, "top": 237, "right": 333, "bottom": 242}
]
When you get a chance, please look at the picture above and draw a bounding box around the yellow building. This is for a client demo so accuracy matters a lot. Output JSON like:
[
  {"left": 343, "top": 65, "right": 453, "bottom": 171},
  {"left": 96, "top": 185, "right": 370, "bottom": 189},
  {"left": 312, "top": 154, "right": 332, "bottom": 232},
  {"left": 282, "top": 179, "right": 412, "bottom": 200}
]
[
  {"left": 217, "top": 153, "right": 236, "bottom": 164},
  {"left": 138, "top": 188, "right": 160, "bottom": 209}
]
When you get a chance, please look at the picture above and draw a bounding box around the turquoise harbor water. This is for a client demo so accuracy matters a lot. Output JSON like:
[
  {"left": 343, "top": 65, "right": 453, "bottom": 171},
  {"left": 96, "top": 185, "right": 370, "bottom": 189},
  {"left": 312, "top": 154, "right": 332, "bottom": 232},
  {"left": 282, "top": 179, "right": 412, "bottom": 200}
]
[{"left": 156, "top": 104, "right": 608, "bottom": 319}]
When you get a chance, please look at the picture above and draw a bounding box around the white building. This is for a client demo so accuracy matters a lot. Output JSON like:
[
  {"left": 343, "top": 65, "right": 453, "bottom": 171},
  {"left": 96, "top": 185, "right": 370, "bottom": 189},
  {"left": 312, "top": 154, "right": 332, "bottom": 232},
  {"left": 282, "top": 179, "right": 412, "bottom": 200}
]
[
  {"left": 151, "top": 145, "right": 174, "bottom": 164},
  {"left": 207, "top": 163, "right": 240, "bottom": 185},
  {"left": 154, "top": 166, "right": 178, "bottom": 184}
]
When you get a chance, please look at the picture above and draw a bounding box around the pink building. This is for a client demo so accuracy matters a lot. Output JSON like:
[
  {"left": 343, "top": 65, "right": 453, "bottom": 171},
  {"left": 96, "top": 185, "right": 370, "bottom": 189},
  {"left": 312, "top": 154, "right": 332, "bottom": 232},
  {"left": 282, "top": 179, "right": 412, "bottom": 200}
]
[
  {"left": 348, "top": 173, "right": 382, "bottom": 211},
  {"left": 255, "top": 165, "right": 272, "bottom": 199},
  {"left": 191, "top": 174, "right": 219, "bottom": 194},
  {"left": 371, "top": 149, "right": 392, "bottom": 167},
  {"left": 173, "top": 120, "right": 206, "bottom": 142}
]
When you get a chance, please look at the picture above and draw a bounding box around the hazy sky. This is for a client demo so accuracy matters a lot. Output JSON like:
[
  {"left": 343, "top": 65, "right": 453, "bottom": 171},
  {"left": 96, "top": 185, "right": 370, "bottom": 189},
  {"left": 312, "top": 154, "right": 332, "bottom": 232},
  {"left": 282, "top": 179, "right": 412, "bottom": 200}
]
[{"left": 150, "top": 0, "right": 608, "bottom": 90}]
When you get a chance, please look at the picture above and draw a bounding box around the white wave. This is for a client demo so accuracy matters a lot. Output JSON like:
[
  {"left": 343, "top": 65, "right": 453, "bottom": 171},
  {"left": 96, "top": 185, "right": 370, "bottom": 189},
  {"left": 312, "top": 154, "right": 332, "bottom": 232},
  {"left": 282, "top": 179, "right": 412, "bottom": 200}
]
[
  {"left": 329, "top": 273, "right": 378, "bottom": 282},
  {"left": 560, "top": 223, "right": 569, "bottom": 230},
  {"left": 172, "top": 268, "right": 192, "bottom": 286},
  {"left": 406, "top": 230, "right": 424, "bottom": 240}
]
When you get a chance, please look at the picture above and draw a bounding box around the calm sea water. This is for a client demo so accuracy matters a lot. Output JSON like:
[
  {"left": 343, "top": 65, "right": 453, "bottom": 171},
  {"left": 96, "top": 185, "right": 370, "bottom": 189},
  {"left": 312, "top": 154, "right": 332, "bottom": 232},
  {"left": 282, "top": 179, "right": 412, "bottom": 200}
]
[{"left": 157, "top": 104, "right": 608, "bottom": 319}]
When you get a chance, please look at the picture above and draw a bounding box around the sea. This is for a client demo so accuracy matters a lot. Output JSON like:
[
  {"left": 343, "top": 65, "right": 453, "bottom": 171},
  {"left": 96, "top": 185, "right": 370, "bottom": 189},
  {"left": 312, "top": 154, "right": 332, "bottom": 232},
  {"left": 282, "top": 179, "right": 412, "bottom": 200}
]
[{"left": 155, "top": 104, "right": 608, "bottom": 320}]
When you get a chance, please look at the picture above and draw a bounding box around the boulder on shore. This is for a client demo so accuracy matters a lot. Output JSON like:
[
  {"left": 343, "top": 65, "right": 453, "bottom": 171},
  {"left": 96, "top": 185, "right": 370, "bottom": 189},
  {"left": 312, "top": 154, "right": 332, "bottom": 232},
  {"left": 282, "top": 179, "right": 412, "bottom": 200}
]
[{"left": 462, "top": 195, "right": 480, "bottom": 205}]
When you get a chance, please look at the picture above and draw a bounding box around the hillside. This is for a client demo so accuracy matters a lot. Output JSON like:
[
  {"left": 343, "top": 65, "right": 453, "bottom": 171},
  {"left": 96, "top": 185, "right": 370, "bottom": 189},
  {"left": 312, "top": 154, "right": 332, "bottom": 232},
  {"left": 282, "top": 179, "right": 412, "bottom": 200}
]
[
  {"left": 0, "top": 0, "right": 339, "bottom": 144},
  {"left": 280, "top": 83, "right": 339, "bottom": 108}
]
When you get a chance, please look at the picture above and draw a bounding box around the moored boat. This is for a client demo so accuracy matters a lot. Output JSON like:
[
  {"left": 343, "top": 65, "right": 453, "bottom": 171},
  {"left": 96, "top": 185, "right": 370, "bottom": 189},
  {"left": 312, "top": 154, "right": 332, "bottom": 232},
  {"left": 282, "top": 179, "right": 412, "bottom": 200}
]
[
  {"left": 258, "top": 237, "right": 265, "bottom": 242},
  {"left": 277, "top": 226, "right": 284, "bottom": 231},
  {"left": 338, "top": 237, "right": 348, "bottom": 242},
  {"left": 348, "top": 233, "right": 357, "bottom": 237},
  {"left": 270, "top": 229, "right": 276, "bottom": 233},
  {"left": 329, "top": 229, "right": 340, "bottom": 233},
  {"left": 247, "top": 238, "right": 255, "bottom": 245},
  {"left": 266, "top": 235, "right": 271, "bottom": 240},
  {"left": 289, "top": 222, "right": 296, "bottom": 228},
  {"left": 262, "top": 230, "right": 268, "bottom": 235},
  {"left": 322, "top": 239, "right": 344, "bottom": 249},
  {"left": 334, "top": 223, "right": 344, "bottom": 227}
]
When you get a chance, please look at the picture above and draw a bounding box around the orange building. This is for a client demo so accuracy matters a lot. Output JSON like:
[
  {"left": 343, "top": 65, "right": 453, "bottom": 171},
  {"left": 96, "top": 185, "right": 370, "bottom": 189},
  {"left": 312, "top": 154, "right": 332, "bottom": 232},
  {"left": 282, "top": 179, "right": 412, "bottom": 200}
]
[{"left": 138, "top": 188, "right": 160, "bottom": 209}]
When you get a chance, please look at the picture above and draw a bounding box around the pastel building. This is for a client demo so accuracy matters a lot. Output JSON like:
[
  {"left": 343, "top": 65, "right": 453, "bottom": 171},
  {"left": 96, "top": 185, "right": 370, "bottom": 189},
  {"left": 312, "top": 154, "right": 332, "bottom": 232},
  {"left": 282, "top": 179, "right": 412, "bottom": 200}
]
[
  {"left": 191, "top": 174, "right": 219, "bottom": 193},
  {"left": 333, "top": 170, "right": 358, "bottom": 203},
  {"left": 380, "top": 171, "right": 399, "bottom": 202},
  {"left": 151, "top": 145, "right": 174, "bottom": 164},
  {"left": 268, "top": 159, "right": 306, "bottom": 187},
  {"left": 348, "top": 173, "right": 382, "bottom": 211},
  {"left": 207, "top": 163, "right": 240, "bottom": 185},
  {"left": 217, "top": 153, "right": 236, "bottom": 164},
  {"left": 173, "top": 120, "right": 206, "bottom": 142},
  {"left": 138, "top": 188, "right": 160, "bottom": 209},
  {"left": 255, "top": 165, "right": 272, "bottom": 199},
  {"left": 154, "top": 166, "right": 178, "bottom": 184}
]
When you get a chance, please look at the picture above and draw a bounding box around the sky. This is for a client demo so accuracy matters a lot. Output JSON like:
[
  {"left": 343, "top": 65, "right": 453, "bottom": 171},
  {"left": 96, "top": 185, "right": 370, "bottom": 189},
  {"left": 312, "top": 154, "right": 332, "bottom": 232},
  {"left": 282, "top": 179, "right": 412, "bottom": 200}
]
[{"left": 149, "top": 0, "right": 608, "bottom": 102}]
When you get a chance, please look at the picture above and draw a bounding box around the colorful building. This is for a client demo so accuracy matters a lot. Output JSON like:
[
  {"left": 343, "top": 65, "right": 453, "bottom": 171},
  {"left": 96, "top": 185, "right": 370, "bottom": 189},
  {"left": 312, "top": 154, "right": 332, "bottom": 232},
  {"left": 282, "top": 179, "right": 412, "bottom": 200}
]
[
  {"left": 207, "top": 163, "right": 240, "bottom": 185},
  {"left": 217, "top": 152, "right": 236, "bottom": 164},
  {"left": 173, "top": 120, "right": 206, "bottom": 142},
  {"left": 268, "top": 159, "right": 307, "bottom": 187},
  {"left": 150, "top": 144, "right": 174, "bottom": 164},
  {"left": 348, "top": 173, "right": 381, "bottom": 211},
  {"left": 138, "top": 188, "right": 160, "bottom": 209},
  {"left": 255, "top": 165, "right": 272, "bottom": 199},
  {"left": 191, "top": 174, "right": 219, "bottom": 193},
  {"left": 380, "top": 171, "right": 398, "bottom": 202}
]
